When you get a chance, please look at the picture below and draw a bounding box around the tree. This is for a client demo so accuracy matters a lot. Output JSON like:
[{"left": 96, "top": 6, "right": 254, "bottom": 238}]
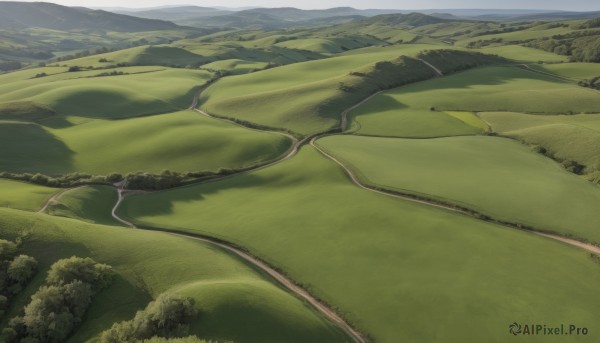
[{"left": 6, "top": 255, "right": 38, "bottom": 294}]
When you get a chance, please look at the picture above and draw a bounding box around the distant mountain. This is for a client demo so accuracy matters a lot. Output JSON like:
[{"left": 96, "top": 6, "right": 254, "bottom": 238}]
[
  {"left": 165, "top": 6, "right": 406, "bottom": 29},
  {"left": 511, "top": 11, "right": 600, "bottom": 21},
  {"left": 115, "top": 6, "right": 234, "bottom": 21},
  {"left": 0, "top": 2, "right": 180, "bottom": 32},
  {"left": 359, "top": 13, "right": 450, "bottom": 28}
]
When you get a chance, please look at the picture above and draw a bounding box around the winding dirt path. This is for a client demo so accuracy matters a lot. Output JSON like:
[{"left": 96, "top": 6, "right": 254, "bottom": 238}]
[
  {"left": 109, "top": 185, "right": 367, "bottom": 343},
  {"left": 38, "top": 186, "right": 86, "bottom": 213},
  {"left": 310, "top": 139, "right": 600, "bottom": 257}
]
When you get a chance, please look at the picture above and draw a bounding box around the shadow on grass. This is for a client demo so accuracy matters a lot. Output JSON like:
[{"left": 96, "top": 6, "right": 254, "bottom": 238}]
[
  {"left": 0, "top": 121, "right": 74, "bottom": 175},
  {"left": 122, "top": 173, "right": 267, "bottom": 218}
]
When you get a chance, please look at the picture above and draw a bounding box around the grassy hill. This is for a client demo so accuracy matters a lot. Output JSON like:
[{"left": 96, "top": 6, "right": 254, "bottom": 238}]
[
  {"left": 119, "top": 146, "right": 600, "bottom": 343},
  {"left": 0, "top": 110, "right": 291, "bottom": 175},
  {"left": 0, "top": 67, "right": 212, "bottom": 118},
  {"left": 0, "top": 208, "right": 349, "bottom": 343},
  {"left": 0, "top": 179, "right": 57, "bottom": 211},
  {"left": 348, "top": 66, "right": 600, "bottom": 137},
  {"left": 199, "top": 49, "right": 504, "bottom": 135},
  {"left": 317, "top": 135, "right": 600, "bottom": 243}
]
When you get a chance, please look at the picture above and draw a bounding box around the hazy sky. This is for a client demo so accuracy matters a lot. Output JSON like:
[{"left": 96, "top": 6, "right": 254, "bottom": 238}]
[{"left": 6, "top": 0, "right": 600, "bottom": 11}]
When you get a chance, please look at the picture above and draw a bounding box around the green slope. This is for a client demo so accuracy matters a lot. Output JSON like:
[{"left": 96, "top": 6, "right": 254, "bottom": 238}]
[
  {"left": 0, "top": 110, "right": 291, "bottom": 175},
  {"left": 349, "top": 66, "right": 600, "bottom": 136},
  {"left": 120, "top": 146, "right": 600, "bottom": 342},
  {"left": 481, "top": 111, "right": 600, "bottom": 174},
  {"left": 317, "top": 135, "right": 600, "bottom": 242},
  {"left": 0, "top": 67, "right": 212, "bottom": 118},
  {"left": 0, "top": 209, "right": 349, "bottom": 343},
  {"left": 0, "top": 179, "right": 57, "bottom": 211},
  {"left": 45, "top": 185, "right": 121, "bottom": 226}
]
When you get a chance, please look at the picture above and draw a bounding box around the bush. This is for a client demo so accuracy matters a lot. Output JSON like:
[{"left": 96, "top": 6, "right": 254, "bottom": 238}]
[
  {"left": 47, "top": 256, "right": 114, "bottom": 291},
  {"left": 100, "top": 294, "right": 198, "bottom": 343},
  {"left": 0, "top": 239, "right": 18, "bottom": 261},
  {"left": 6, "top": 255, "right": 38, "bottom": 295},
  {"left": 68, "top": 66, "right": 81, "bottom": 72}
]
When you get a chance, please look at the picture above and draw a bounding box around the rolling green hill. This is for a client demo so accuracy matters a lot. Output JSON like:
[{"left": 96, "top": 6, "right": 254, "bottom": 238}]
[
  {"left": 0, "top": 110, "right": 291, "bottom": 175},
  {"left": 199, "top": 49, "right": 504, "bottom": 135},
  {"left": 317, "top": 135, "right": 600, "bottom": 243},
  {"left": 348, "top": 66, "right": 600, "bottom": 137},
  {"left": 0, "top": 208, "right": 349, "bottom": 343}
]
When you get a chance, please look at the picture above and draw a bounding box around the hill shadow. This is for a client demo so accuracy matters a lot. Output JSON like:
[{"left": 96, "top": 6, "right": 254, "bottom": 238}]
[
  {"left": 125, "top": 173, "right": 266, "bottom": 218},
  {"left": 0, "top": 121, "right": 74, "bottom": 175}
]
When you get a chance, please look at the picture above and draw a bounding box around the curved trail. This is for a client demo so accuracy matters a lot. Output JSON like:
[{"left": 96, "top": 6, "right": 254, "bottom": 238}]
[
  {"left": 109, "top": 185, "right": 367, "bottom": 343},
  {"left": 310, "top": 139, "right": 600, "bottom": 257},
  {"left": 38, "top": 186, "right": 86, "bottom": 213}
]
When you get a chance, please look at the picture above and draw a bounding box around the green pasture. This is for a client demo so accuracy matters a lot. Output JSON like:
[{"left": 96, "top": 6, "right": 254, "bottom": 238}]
[
  {"left": 120, "top": 147, "right": 600, "bottom": 343},
  {"left": 317, "top": 135, "right": 600, "bottom": 242},
  {"left": 0, "top": 110, "right": 291, "bottom": 175},
  {"left": 481, "top": 111, "right": 600, "bottom": 173},
  {"left": 0, "top": 179, "right": 57, "bottom": 211},
  {"left": 532, "top": 62, "right": 600, "bottom": 80},
  {"left": 0, "top": 208, "right": 348, "bottom": 343},
  {"left": 45, "top": 185, "right": 121, "bottom": 226},
  {"left": 349, "top": 66, "right": 600, "bottom": 136},
  {"left": 0, "top": 67, "right": 212, "bottom": 118},
  {"left": 199, "top": 44, "right": 454, "bottom": 135},
  {"left": 478, "top": 45, "right": 568, "bottom": 62}
]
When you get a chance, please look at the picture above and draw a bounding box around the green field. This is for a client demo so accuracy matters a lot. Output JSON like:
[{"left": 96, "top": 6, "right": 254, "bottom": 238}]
[
  {"left": 0, "top": 67, "right": 212, "bottom": 118},
  {"left": 349, "top": 66, "right": 600, "bottom": 136},
  {"left": 45, "top": 185, "right": 121, "bottom": 225},
  {"left": 119, "top": 147, "right": 600, "bottom": 342},
  {"left": 481, "top": 111, "right": 600, "bottom": 174},
  {"left": 0, "top": 110, "right": 291, "bottom": 175},
  {"left": 0, "top": 208, "right": 349, "bottom": 343},
  {"left": 317, "top": 135, "right": 600, "bottom": 242},
  {"left": 0, "top": 179, "right": 57, "bottom": 211},
  {"left": 532, "top": 62, "right": 600, "bottom": 80},
  {"left": 199, "top": 44, "right": 452, "bottom": 135}
]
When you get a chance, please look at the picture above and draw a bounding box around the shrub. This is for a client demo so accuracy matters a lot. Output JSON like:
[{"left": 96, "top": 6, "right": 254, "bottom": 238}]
[
  {"left": 47, "top": 256, "right": 114, "bottom": 291},
  {"left": 6, "top": 255, "right": 38, "bottom": 295},
  {"left": 100, "top": 294, "right": 198, "bottom": 343},
  {"left": 68, "top": 66, "right": 81, "bottom": 72}
]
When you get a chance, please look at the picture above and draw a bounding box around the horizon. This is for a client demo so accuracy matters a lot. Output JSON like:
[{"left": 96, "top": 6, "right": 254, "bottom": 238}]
[{"left": 2, "top": 0, "right": 600, "bottom": 11}]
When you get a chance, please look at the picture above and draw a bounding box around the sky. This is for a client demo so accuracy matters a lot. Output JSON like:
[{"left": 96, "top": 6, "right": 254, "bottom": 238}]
[{"left": 5, "top": 0, "right": 600, "bottom": 11}]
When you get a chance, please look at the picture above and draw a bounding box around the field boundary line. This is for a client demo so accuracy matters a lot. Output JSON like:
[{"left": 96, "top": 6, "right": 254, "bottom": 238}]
[{"left": 311, "top": 139, "right": 600, "bottom": 257}]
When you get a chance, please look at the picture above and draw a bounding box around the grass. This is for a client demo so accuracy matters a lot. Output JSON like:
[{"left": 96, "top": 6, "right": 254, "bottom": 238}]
[
  {"left": 478, "top": 45, "right": 568, "bottom": 63},
  {"left": 349, "top": 94, "right": 483, "bottom": 137},
  {"left": 45, "top": 185, "right": 121, "bottom": 226},
  {"left": 532, "top": 62, "right": 600, "bottom": 80},
  {"left": 201, "top": 59, "right": 268, "bottom": 74},
  {"left": 61, "top": 46, "right": 206, "bottom": 68},
  {"left": 317, "top": 135, "right": 600, "bottom": 243},
  {"left": 0, "top": 208, "right": 349, "bottom": 343},
  {"left": 0, "top": 179, "right": 57, "bottom": 211},
  {"left": 0, "top": 110, "right": 292, "bottom": 175},
  {"left": 0, "top": 67, "right": 213, "bottom": 118},
  {"left": 349, "top": 66, "right": 600, "bottom": 136},
  {"left": 120, "top": 146, "right": 600, "bottom": 342},
  {"left": 481, "top": 111, "right": 600, "bottom": 173},
  {"left": 445, "top": 111, "right": 490, "bottom": 131},
  {"left": 199, "top": 44, "right": 453, "bottom": 135}
]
